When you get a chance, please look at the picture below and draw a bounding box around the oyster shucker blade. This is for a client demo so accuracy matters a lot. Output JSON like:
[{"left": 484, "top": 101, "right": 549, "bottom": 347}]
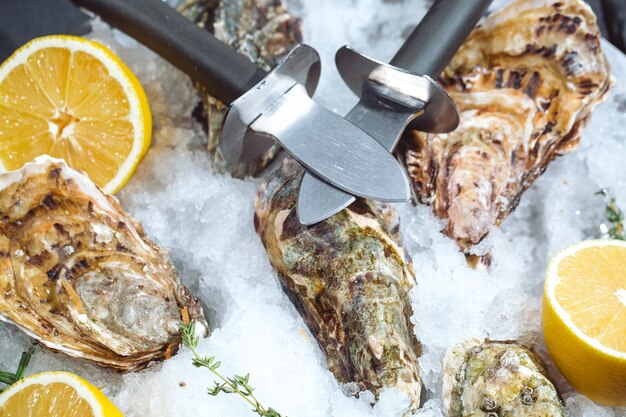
[
  {"left": 72, "top": 0, "right": 411, "bottom": 203},
  {"left": 220, "top": 45, "right": 411, "bottom": 202},
  {"left": 297, "top": 0, "right": 494, "bottom": 225}
]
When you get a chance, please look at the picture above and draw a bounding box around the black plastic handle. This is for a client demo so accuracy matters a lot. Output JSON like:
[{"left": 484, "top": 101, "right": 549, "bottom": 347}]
[
  {"left": 72, "top": 0, "right": 268, "bottom": 104},
  {"left": 391, "top": 0, "right": 492, "bottom": 78}
]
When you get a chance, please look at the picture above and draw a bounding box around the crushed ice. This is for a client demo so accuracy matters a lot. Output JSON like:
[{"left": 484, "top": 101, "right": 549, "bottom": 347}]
[{"left": 1, "top": 1, "right": 626, "bottom": 416}]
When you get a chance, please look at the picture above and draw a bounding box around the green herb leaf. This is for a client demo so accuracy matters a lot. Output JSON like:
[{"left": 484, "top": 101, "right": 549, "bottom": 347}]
[
  {"left": 597, "top": 189, "right": 625, "bottom": 240},
  {"left": 14, "top": 347, "right": 35, "bottom": 381},
  {"left": 0, "top": 371, "right": 17, "bottom": 385}
]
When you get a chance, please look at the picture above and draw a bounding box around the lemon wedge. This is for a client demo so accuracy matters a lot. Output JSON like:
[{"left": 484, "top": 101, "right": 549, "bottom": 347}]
[
  {"left": 0, "top": 371, "right": 123, "bottom": 416},
  {"left": 543, "top": 239, "right": 626, "bottom": 406},
  {"left": 0, "top": 35, "right": 151, "bottom": 193}
]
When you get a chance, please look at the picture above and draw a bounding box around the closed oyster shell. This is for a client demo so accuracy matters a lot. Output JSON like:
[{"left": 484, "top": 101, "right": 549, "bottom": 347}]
[
  {"left": 442, "top": 339, "right": 564, "bottom": 417},
  {"left": 0, "top": 156, "right": 206, "bottom": 371},
  {"left": 179, "top": 0, "right": 302, "bottom": 177},
  {"left": 400, "top": 0, "right": 612, "bottom": 255},
  {"left": 254, "top": 158, "right": 422, "bottom": 412}
]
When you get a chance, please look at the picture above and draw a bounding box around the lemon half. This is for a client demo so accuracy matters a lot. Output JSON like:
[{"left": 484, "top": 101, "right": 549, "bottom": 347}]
[
  {"left": 0, "top": 35, "right": 151, "bottom": 193},
  {"left": 543, "top": 239, "right": 626, "bottom": 406}
]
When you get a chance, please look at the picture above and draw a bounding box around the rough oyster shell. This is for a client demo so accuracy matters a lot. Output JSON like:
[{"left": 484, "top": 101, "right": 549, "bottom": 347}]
[
  {"left": 399, "top": 0, "right": 612, "bottom": 255},
  {"left": 442, "top": 339, "right": 564, "bottom": 417},
  {"left": 0, "top": 156, "right": 206, "bottom": 371},
  {"left": 179, "top": 0, "right": 302, "bottom": 177},
  {"left": 254, "top": 158, "right": 422, "bottom": 412}
]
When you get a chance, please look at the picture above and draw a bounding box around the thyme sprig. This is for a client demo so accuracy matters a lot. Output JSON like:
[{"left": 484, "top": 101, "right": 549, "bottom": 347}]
[
  {"left": 180, "top": 322, "right": 284, "bottom": 417},
  {"left": 596, "top": 189, "right": 625, "bottom": 240},
  {"left": 0, "top": 346, "right": 34, "bottom": 393}
]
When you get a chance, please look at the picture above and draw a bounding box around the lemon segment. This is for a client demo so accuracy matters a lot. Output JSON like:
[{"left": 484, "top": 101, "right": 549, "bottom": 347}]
[
  {"left": 0, "top": 371, "right": 124, "bottom": 417},
  {"left": 0, "top": 35, "right": 151, "bottom": 193},
  {"left": 543, "top": 239, "right": 626, "bottom": 406}
]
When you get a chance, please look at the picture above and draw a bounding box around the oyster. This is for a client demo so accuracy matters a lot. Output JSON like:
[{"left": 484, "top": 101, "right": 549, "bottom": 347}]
[
  {"left": 399, "top": 0, "right": 612, "bottom": 255},
  {"left": 254, "top": 158, "right": 422, "bottom": 412},
  {"left": 442, "top": 339, "right": 564, "bottom": 417},
  {"left": 0, "top": 156, "right": 206, "bottom": 371},
  {"left": 179, "top": 0, "right": 302, "bottom": 177}
]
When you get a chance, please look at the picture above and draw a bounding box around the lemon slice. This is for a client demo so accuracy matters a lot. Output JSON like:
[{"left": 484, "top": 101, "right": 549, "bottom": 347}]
[
  {"left": 0, "top": 371, "right": 123, "bottom": 416},
  {"left": 543, "top": 239, "right": 626, "bottom": 406},
  {"left": 0, "top": 35, "right": 151, "bottom": 193}
]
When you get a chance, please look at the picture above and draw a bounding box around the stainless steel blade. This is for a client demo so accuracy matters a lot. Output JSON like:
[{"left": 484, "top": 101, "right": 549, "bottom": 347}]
[
  {"left": 251, "top": 83, "right": 411, "bottom": 202},
  {"left": 297, "top": 99, "right": 423, "bottom": 224},
  {"left": 297, "top": 45, "right": 459, "bottom": 225}
]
